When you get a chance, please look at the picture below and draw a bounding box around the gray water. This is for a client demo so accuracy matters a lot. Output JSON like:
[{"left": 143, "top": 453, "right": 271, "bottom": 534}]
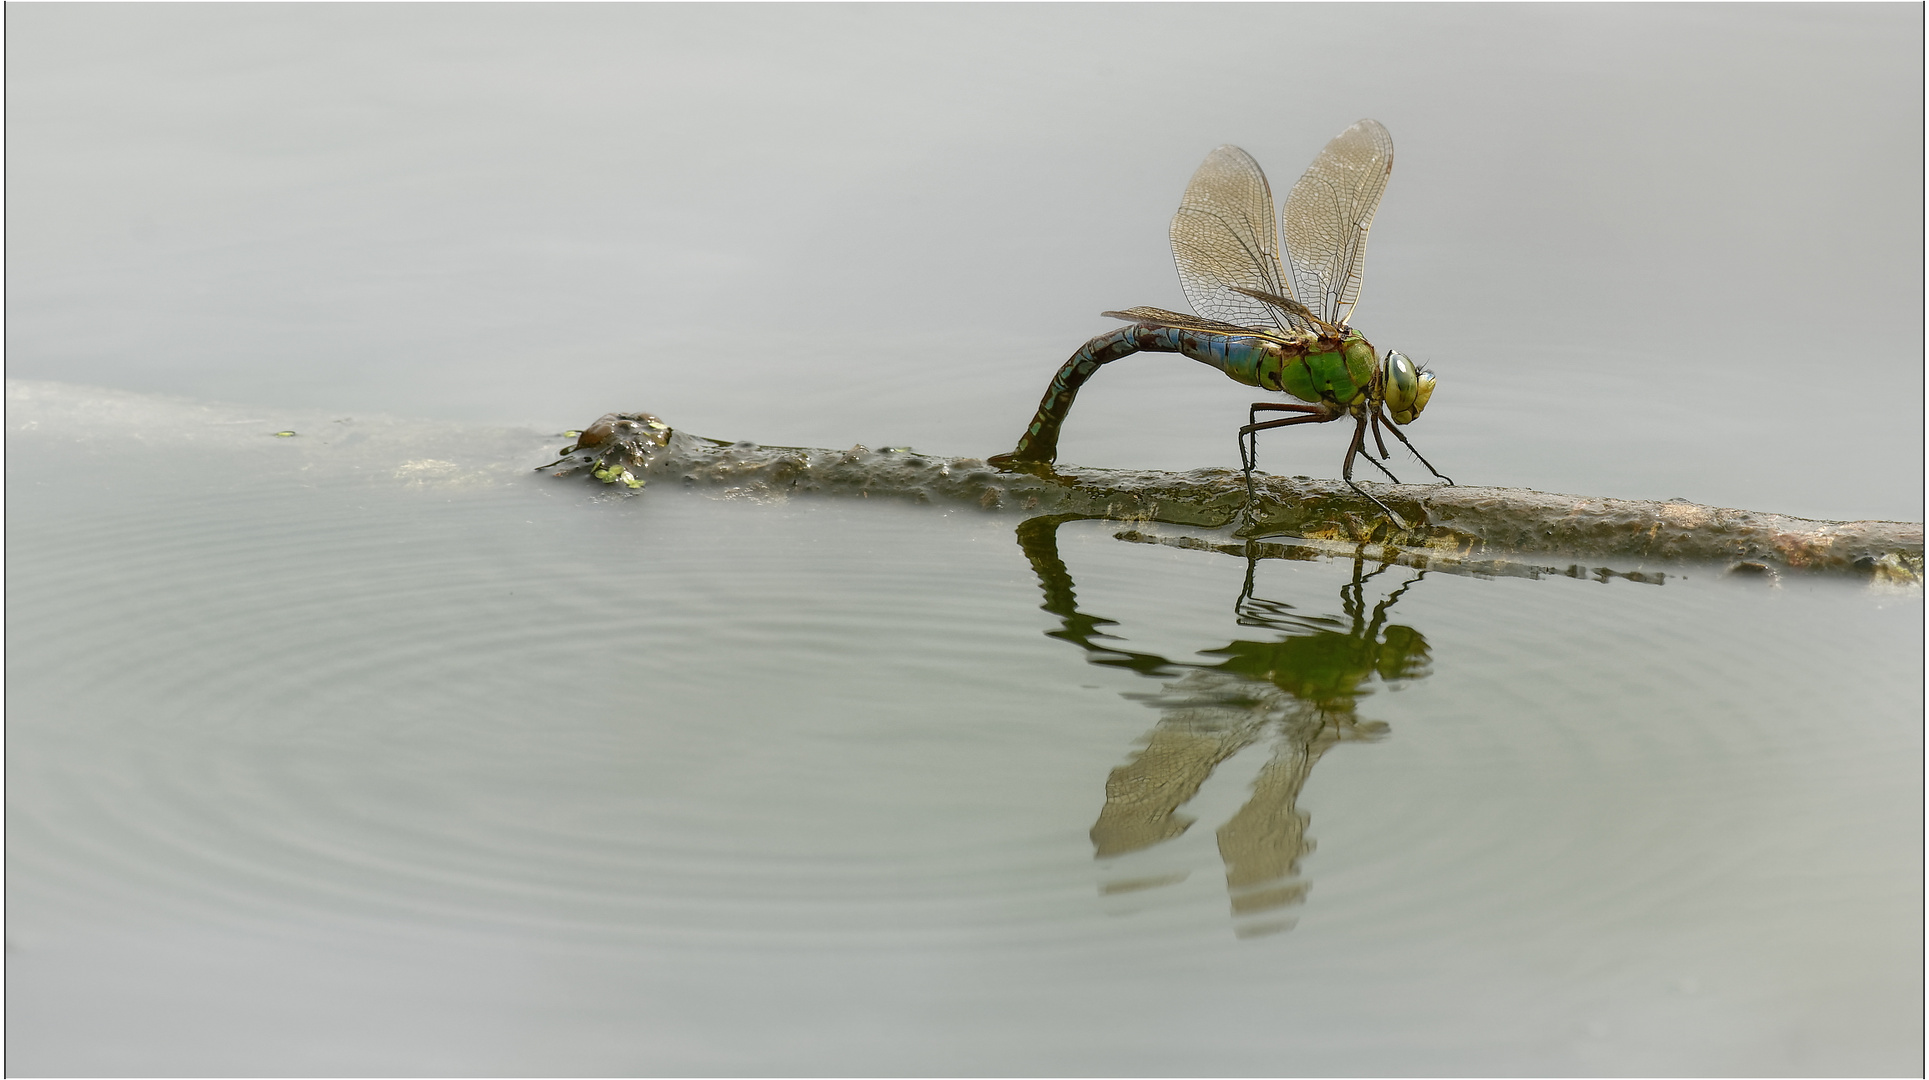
[
  {"left": 6, "top": 5, "right": 1923, "bottom": 1076},
  {"left": 7, "top": 382, "right": 1922, "bottom": 1075}
]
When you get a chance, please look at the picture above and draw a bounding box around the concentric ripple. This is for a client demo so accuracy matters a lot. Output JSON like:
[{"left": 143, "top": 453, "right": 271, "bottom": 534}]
[{"left": 7, "top": 386, "right": 1921, "bottom": 1075}]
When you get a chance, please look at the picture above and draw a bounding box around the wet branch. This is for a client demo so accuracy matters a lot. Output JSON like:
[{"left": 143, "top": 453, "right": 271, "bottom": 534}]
[{"left": 542, "top": 412, "right": 1924, "bottom": 582}]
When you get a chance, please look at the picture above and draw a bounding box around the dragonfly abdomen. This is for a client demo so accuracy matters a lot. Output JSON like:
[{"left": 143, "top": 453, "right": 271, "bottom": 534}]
[
  {"left": 992, "top": 324, "right": 1314, "bottom": 466},
  {"left": 1167, "top": 328, "right": 1291, "bottom": 390},
  {"left": 991, "top": 326, "right": 1162, "bottom": 465},
  {"left": 1174, "top": 330, "right": 1382, "bottom": 414}
]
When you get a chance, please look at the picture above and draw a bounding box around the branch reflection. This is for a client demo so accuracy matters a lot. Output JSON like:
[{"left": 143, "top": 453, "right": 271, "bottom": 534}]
[{"left": 1016, "top": 515, "right": 1433, "bottom": 938}]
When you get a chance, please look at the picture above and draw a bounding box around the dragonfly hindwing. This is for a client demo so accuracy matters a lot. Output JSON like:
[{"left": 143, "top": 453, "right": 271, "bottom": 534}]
[
  {"left": 1282, "top": 119, "right": 1393, "bottom": 326},
  {"left": 1103, "top": 307, "right": 1271, "bottom": 335},
  {"left": 1227, "top": 286, "right": 1343, "bottom": 338}
]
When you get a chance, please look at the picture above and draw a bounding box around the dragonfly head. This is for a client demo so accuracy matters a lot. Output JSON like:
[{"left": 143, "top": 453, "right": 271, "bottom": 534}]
[{"left": 1382, "top": 350, "right": 1436, "bottom": 425}]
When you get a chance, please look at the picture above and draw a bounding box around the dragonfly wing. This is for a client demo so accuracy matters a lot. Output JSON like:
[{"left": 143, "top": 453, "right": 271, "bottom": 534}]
[
  {"left": 1103, "top": 306, "right": 1264, "bottom": 335},
  {"left": 1282, "top": 119, "right": 1394, "bottom": 326},
  {"left": 1169, "top": 146, "right": 1311, "bottom": 334},
  {"left": 1226, "top": 285, "right": 1343, "bottom": 339}
]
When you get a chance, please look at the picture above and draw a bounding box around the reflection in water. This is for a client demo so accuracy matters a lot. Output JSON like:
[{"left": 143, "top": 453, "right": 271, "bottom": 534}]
[{"left": 1016, "top": 516, "right": 1433, "bottom": 937}]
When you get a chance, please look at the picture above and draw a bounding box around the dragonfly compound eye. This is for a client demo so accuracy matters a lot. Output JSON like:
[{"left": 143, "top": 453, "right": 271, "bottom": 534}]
[
  {"left": 1384, "top": 351, "right": 1418, "bottom": 406},
  {"left": 1384, "top": 351, "right": 1435, "bottom": 425}
]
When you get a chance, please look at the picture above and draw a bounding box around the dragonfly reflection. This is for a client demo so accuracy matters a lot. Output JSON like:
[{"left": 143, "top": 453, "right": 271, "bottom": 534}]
[{"left": 1015, "top": 515, "right": 1432, "bottom": 938}]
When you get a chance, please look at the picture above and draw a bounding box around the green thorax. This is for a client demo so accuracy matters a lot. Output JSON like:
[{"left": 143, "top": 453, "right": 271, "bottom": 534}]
[{"left": 1276, "top": 329, "right": 1377, "bottom": 409}]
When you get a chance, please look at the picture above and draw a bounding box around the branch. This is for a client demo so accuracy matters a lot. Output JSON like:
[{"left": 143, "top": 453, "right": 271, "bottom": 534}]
[{"left": 542, "top": 412, "right": 1924, "bottom": 583}]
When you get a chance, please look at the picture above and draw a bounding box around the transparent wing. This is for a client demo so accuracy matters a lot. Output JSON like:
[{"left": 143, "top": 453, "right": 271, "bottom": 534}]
[
  {"left": 1168, "top": 146, "right": 1314, "bottom": 334},
  {"left": 1226, "top": 285, "right": 1342, "bottom": 339},
  {"left": 1282, "top": 119, "right": 1393, "bottom": 326},
  {"left": 1102, "top": 306, "right": 1266, "bottom": 335}
]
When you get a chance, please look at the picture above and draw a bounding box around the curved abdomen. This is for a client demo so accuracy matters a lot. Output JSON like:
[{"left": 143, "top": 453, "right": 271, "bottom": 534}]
[{"left": 992, "top": 325, "right": 1298, "bottom": 465}]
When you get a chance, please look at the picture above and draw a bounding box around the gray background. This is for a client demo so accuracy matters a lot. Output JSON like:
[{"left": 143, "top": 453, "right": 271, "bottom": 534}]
[{"left": 7, "top": 3, "right": 1922, "bottom": 518}]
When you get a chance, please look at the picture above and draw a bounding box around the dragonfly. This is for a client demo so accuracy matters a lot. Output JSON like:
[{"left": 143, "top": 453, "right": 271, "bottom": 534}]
[{"left": 989, "top": 119, "right": 1452, "bottom": 524}]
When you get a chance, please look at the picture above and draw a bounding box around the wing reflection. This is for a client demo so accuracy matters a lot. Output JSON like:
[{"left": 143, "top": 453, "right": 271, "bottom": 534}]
[{"left": 1015, "top": 515, "right": 1432, "bottom": 938}]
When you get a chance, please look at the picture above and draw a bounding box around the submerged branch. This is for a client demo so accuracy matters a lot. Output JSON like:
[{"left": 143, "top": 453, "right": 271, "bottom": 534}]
[{"left": 542, "top": 412, "right": 1924, "bottom": 582}]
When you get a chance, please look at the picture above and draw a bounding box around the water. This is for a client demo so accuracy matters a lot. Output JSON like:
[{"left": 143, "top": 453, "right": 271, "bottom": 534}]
[
  {"left": 6, "top": 6, "right": 1923, "bottom": 1075},
  {"left": 7, "top": 384, "right": 1921, "bottom": 1075}
]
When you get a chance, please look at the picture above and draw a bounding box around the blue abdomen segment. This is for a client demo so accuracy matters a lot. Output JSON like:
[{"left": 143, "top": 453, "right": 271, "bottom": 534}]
[
  {"left": 992, "top": 326, "right": 1286, "bottom": 465},
  {"left": 1169, "top": 328, "right": 1282, "bottom": 390}
]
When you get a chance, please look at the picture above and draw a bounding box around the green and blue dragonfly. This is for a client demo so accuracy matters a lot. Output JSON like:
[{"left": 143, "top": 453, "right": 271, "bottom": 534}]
[{"left": 990, "top": 119, "right": 1452, "bottom": 521}]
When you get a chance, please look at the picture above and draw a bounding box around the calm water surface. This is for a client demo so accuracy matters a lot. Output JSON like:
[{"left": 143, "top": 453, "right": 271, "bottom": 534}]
[
  {"left": 6, "top": 384, "right": 1920, "bottom": 1075},
  {"left": 7, "top": 5, "right": 1923, "bottom": 1075}
]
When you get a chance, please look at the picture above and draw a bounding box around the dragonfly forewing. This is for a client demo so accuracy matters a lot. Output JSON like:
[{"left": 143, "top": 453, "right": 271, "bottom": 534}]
[
  {"left": 1282, "top": 119, "right": 1394, "bottom": 326},
  {"left": 1169, "top": 146, "right": 1313, "bottom": 335}
]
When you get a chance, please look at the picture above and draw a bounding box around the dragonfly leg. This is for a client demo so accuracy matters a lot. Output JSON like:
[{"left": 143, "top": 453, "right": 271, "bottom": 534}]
[
  {"left": 1249, "top": 401, "right": 1326, "bottom": 419},
  {"left": 1365, "top": 414, "right": 1403, "bottom": 484},
  {"left": 1342, "top": 413, "right": 1410, "bottom": 530},
  {"left": 1241, "top": 403, "right": 1326, "bottom": 473},
  {"left": 1360, "top": 450, "right": 1401, "bottom": 484},
  {"left": 1370, "top": 412, "right": 1392, "bottom": 460},
  {"left": 1378, "top": 421, "right": 1455, "bottom": 485},
  {"left": 1239, "top": 410, "right": 1335, "bottom": 473},
  {"left": 1238, "top": 409, "right": 1335, "bottom": 512}
]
